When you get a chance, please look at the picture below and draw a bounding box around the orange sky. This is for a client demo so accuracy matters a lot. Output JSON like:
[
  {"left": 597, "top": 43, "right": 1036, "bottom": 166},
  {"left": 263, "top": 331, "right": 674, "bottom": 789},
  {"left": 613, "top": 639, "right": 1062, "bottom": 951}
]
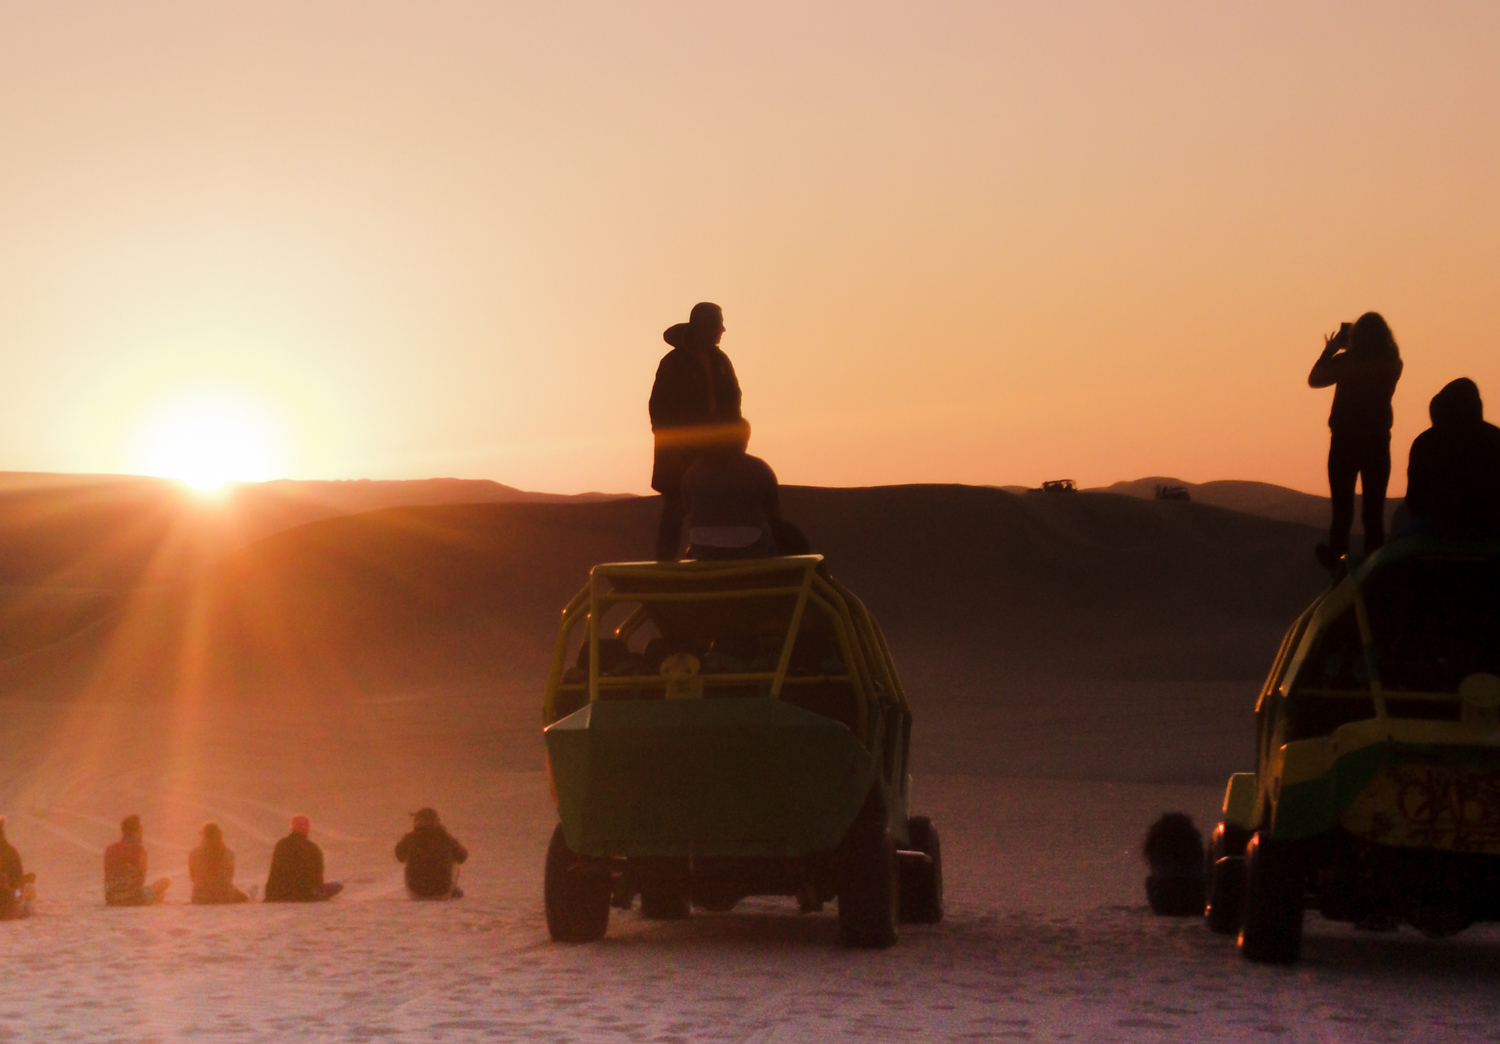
[{"left": 0, "top": 2, "right": 1496, "bottom": 495}]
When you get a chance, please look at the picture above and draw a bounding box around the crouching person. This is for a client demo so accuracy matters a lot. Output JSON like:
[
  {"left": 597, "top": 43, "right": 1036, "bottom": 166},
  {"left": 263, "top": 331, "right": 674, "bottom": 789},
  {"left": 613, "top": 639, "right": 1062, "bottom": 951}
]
[
  {"left": 264, "top": 815, "right": 343, "bottom": 902},
  {"left": 1142, "top": 813, "right": 1207, "bottom": 916},
  {"left": 189, "top": 823, "right": 250, "bottom": 904},
  {"left": 396, "top": 808, "right": 468, "bottom": 899},
  {"left": 104, "top": 815, "right": 171, "bottom": 906}
]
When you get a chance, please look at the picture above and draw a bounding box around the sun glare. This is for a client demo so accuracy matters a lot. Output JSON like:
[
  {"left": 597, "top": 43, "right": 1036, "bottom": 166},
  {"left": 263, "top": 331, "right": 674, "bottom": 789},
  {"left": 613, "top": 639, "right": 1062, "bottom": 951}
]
[{"left": 131, "top": 391, "right": 290, "bottom": 492}]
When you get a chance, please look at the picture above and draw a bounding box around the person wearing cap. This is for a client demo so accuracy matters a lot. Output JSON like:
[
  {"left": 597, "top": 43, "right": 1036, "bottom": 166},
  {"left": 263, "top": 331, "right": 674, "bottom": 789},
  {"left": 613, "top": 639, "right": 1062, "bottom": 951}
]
[
  {"left": 395, "top": 808, "right": 469, "bottom": 899},
  {"left": 649, "top": 301, "right": 743, "bottom": 560},
  {"left": 264, "top": 815, "right": 343, "bottom": 902},
  {"left": 188, "top": 822, "right": 250, "bottom": 904},
  {"left": 104, "top": 815, "right": 171, "bottom": 906}
]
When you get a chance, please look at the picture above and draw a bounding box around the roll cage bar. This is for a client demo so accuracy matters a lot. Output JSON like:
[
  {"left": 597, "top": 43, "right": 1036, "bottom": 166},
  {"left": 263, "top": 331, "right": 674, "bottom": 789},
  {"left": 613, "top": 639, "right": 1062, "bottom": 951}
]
[{"left": 542, "top": 555, "right": 907, "bottom": 744}]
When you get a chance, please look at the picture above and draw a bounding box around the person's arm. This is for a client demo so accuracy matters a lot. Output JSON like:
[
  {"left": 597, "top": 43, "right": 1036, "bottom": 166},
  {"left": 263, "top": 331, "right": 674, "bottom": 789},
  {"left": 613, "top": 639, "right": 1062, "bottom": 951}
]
[
  {"left": 395, "top": 835, "right": 411, "bottom": 862},
  {"left": 718, "top": 352, "right": 743, "bottom": 419},
  {"left": 1308, "top": 327, "right": 1351, "bottom": 388},
  {"left": 451, "top": 838, "right": 468, "bottom": 864},
  {"left": 1405, "top": 434, "right": 1431, "bottom": 517},
  {"left": 760, "top": 459, "right": 781, "bottom": 523},
  {"left": 313, "top": 844, "right": 325, "bottom": 887}
]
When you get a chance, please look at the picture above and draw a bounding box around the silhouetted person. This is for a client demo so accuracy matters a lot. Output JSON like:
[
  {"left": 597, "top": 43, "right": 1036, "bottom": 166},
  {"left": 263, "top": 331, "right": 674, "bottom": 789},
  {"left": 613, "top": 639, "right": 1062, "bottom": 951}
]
[
  {"left": 0, "top": 816, "right": 26, "bottom": 919},
  {"left": 395, "top": 808, "right": 469, "bottom": 899},
  {"left": 1142, "top": 812, "right": 1206, "bottom": 916},
  {"left": 1405, "top": 378, "right": 1500, "bottom": 538},
  {"left": 264, "top": 815, "right": 343, "bottom": 902},
  {"left": 104, "top": 815, "right": 171, "bottom": 906},
  {"left": 1308, "top": 312, "right": 1403, "bottom": 568},
  {"left": 650, "top": 302, "right": 743, "bottom": 560},
  {"left": 680, "top": 419, "right": 782, "bottom": 560},
  {"left": 189, "top": 822, "right": 250, "bottom": 904}
]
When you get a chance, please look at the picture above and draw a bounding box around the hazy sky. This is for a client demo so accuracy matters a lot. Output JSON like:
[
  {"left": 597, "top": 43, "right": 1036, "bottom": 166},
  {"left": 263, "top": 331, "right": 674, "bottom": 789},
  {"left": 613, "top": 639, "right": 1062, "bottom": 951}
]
[{"left": 1, "top": 2, "right": 1496, "bottom": 494}]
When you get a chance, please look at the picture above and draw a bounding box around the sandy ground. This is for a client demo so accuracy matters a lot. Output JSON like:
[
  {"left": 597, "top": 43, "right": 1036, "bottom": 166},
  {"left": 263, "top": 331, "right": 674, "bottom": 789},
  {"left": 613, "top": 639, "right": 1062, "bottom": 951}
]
[{"left": 3, "top": 688, "right": 1500, "bottom": 1043}]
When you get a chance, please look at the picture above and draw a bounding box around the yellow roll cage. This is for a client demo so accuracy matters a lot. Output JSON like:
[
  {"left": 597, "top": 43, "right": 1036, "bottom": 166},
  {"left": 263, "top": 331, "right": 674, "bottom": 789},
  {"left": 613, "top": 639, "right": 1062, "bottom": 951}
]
[{"left": 542, "top": 555, "right": 907, "bottom": 743}]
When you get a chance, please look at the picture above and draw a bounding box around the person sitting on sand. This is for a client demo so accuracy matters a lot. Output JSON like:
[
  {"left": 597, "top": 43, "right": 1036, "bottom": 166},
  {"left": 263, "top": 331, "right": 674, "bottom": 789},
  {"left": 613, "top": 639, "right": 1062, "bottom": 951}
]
[
  {"left": 1308, "top": 312, "right": 1404, "bottom": 568},
  {"left": 1404, "top": 378, "right": 1500, "bottom": 539},
  {"left": 0, "top": 816, "right": 32, "bottom": 920},
  {"left": 395, "top": 808, "right": 469, "bottom": 899},
  {"left": 189, "top": 822, "right": 250, "bottom": 905},
  {"left": 650, "top": 302, "right": 744, "bottom": 560},
  {"left": 264, "top": 815, "right": 343, "bottom": 902},
  {"left": 680, "top": 419, "right": 783, "bottom": 560},
  {"left": 104, "top": 815, "right": 171, "bottom": 907}
]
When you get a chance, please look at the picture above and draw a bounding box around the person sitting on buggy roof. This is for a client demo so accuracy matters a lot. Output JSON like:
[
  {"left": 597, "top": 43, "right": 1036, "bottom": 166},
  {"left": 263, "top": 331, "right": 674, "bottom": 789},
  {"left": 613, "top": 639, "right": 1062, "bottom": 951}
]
[
  {"left": 680, "top": 418, "right": 785, "bottom": 560},
  {"left": 1404, "top": 377, "right": 1500, "bottom": 539},
  {"left": 649, "top": 302, "right": 743, "bottom": 560}
]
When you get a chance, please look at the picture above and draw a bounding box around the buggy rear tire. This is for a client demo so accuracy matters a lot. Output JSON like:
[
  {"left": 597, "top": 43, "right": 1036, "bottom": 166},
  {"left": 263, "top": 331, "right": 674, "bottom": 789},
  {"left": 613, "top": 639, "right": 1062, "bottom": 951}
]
[
  {"left": 1237, "top": 833, "right": 1303, "bottom": 964},
  {"left": 898, "top": 815, "right": 944, "bottom": 924},
  {"left": 838, "top": 817, "right": 899, "bottom": 949},
  {"left": 1205, "top": 856, "right": 1246, "bottom": 935},
  {"left": 544, "top": 824, "right": 610, "bottom": 942}
]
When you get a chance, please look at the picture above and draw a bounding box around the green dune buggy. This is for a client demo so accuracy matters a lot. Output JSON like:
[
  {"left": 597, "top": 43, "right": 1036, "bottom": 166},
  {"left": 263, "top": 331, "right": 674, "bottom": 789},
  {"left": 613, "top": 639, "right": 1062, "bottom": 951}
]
[
  {"left": 541, "top": 555, "right": 942, "bottom": 948},
  {"left": 1205, "top": 537, "right": 1500, "bottom": 963}
]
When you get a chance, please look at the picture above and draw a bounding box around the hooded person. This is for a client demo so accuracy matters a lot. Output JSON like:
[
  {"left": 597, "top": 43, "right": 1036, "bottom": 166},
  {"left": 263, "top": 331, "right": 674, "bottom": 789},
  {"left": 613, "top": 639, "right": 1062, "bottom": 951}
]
[
  {"left": 1404, "top": 378, "right": 1500, "bottom": 538},
  {"left": 395, "top": 808, "right": 469, "bottom": 899},
  {"left": 648, "top": 302, "right": 743, "bottom": 560},
  {"left": 189, "top": 822, "right": 250, "bottom": 904},
  {"left": 1308, "top": 312, "right": 1404, "bottom": 568},
  {"left": 104, "top": 815, "right": 171, "bottom": 907},
  {"left": 264, "top": 815, "right": 343, "bottom": 902},
  {"left": 679, "top": 419, "right": 783, "bottom": 560}
]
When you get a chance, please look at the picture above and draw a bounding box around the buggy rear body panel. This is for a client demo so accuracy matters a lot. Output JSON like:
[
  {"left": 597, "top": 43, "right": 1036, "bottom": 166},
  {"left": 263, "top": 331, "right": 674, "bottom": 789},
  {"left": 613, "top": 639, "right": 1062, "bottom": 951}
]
[{"left": 545, "top": 697, "right": 879, "bottom": 859}]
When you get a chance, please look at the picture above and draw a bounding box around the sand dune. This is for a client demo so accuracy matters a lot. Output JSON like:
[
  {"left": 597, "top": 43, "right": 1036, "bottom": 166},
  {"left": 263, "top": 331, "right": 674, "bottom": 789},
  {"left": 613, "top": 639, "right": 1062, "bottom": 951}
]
[
  {"left": 0, "top": 472, "right": 628, "bottom": 588},
  {"left": 5, "top": 479, "right": 1487, "bottom": 1041},
  {"left": 1094, "top": 476, "right": 1400, "bottom": 533}
]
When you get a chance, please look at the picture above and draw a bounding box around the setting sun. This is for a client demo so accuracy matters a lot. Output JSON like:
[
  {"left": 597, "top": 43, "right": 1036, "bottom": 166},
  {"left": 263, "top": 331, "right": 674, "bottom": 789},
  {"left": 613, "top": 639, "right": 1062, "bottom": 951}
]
[{"left": 130, "top": 390, "right": 290, "bottom": 491}]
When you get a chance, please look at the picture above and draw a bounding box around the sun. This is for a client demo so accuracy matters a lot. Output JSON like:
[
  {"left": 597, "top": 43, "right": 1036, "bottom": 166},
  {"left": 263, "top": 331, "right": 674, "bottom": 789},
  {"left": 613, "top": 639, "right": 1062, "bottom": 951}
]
[{"left": 130, "top": 390, "right": 290, "bottom": 492}]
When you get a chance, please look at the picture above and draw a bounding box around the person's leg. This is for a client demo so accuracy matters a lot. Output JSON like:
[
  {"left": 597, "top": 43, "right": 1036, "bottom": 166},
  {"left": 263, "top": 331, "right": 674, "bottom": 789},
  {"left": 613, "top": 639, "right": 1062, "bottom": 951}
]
[
  {"left": 1326, "top": 435, "right": 1359, "bottom": 555},
  {"left": 656, "top": 493, "right": 685, "bottom": 561},
  {"left": 1360, "top": 434, "right": 1392, "bottom": 553},
  {"left": 318, "top": 882, "right": 343, "bottom": 900}
]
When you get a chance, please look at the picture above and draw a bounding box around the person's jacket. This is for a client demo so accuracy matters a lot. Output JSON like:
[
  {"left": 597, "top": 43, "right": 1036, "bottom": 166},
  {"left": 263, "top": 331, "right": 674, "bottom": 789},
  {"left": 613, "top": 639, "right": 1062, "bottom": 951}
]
[
  {"left": 682, "top": 450, "right": 781, "bottom": 554},
  {"left": 1309, "top": 350, "right": 1403, "bottom": 436},
  {"left": 649, "top": 346, "right": 742, "bottom": 493},
  {"left": 189, "top": 844, "right": 245, "bottom": 903},
  {"left": 395, "top": 825, "right": 468, "bottom": 897},
  {"left": 103, "top": 837, "right": 147, "bottom": 903},
  {"left": 1406, "top": 379, "right": 1500, "bottom": 536},
  {"left": 264, "top": 832, "right": 325, "bottom": 902}
]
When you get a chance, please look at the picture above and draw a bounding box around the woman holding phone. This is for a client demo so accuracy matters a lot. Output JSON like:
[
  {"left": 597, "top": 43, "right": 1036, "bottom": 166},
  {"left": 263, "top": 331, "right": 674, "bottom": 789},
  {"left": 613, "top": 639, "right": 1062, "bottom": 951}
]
[{"left": 1307, "top": 312, "right": 1404, "bottom": 569}]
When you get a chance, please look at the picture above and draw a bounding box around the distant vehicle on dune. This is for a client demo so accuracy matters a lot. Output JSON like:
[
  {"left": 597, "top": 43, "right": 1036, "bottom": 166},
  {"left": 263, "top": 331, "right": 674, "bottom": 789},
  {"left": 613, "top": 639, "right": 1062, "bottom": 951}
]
[
  {"left": 1204, "top": 536, "right": 1500, "bottom": 963},
  {"left": 1031, "top": 480, "right": 1077, "bottom": 494},
  {"left": 540, "top": 555, "right": 941, "bottom": 948},
  {"left": 1155, "top": 484, "right": 1191, "bottom": 502}
]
